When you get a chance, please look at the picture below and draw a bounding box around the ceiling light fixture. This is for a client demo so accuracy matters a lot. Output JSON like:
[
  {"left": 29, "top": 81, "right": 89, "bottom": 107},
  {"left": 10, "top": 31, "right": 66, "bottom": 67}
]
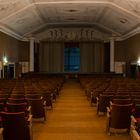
[
  {"left": 119, "top": 18, "right": 127, "bottom": 24},
  {"left": 66, "top": 9, "right": 78, "bottom": 12}
]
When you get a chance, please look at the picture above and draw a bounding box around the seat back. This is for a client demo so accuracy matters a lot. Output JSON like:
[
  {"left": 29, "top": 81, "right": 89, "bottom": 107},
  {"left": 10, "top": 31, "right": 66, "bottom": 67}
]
[
  {"left": 26, "top": 98, "right": 46, "bottom": 120},
  {"left": 10, "top": 94, "right": 25, "bottom": 99},
  {"left": 1, "top": 112, "right": 30, "bottom": 140},
  {"left": 110, "top": 103, "right": 132, "bottom": 129},
  {"left": 7, "top": 98, "right": 25, "bottom": 103},
  {"left": 113, "top": 98, "right": 132, "bottom": 104},
  {"left": 98, "top": 94, "right": 113, "bottom": 113},
  {"left": 6, "top": 102, "right": 28, "bottom": 113}
]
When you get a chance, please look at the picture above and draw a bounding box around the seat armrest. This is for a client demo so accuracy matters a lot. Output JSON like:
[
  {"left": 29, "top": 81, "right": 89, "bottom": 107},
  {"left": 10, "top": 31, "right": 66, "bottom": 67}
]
[
  {"left": 107, "top": 107, "right": 111, "bottom": 117},
  {"left": 110, "top": 101, "right": 113, "bottom": 106},
  {"left": 0, "top": 128, "right": 3, "bottom": 140},
  {"left": 107, "top": 107, "right": 111, "bottom": 112},
  {"left": 27, "top": 106, "right": 31, "bottom": 112},
  {"left": 131, "top": 130, "right": 140, "bottom": 140},
  {"left": 27, "top": 115, "right": 32, "bottom": 122},
  {"left": 43, "top": 101, "right": 46, "bottom": 106},
  {"left": 131, "top": 115, "right": 137, "bottom": 123},
  {"left": 96, "top": 97, "right": 99, "bottom": 101},
  {"left": 41, "top": 96, "right": 43, "bottom": 100},
  {"left": 130, "top": 115, "right": 138, "bottom": 130},
  {"left": 96, "top": 97, "right": 99, "bottom": 104},
  {"left": 0, "top": 128, "right": 3, "bottom": 134}
]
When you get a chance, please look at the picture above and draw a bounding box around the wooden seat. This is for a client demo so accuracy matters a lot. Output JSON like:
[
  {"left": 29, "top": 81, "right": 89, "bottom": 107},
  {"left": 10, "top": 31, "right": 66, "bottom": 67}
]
[
  {"left": 106, "top": 103, "right": 132, "bottom": 134},
  {"left": 114, "top": 94, "right": 130, "bottom": 99},
  {"left": 0, "top": 94, "right": 9, "bottom": 99},
  {"left": 43, "top": 93, "right": 53, "bottom": 109},
  {"left": 132, "top": 99, "right": 140, "bottom": 118},
  {"left": 130, "top": 116, "right": 140, "bottom": 140},
  {"left": 10, "top": 94, "right": 25, "bottom": 99},
  {"left": 26, "top": 98, "right": 46, "bottom": 121},
  {"left": 0, "top": 112, "right": 32, "bottom": 140},
  {"left": 25, "top": 94, "right": 42, "bottom": 99},
  {"left": 112, "top": 98, "right": 132, "bottom": 104},
  {"left": 7, "top": 98, "right": 25, "bottom": 103},
  {"left": 96, "top": 94, "right": 113, "bottom": 115},
  {"left": 6, "top": 102, "right": 31, "bottom": 117}
]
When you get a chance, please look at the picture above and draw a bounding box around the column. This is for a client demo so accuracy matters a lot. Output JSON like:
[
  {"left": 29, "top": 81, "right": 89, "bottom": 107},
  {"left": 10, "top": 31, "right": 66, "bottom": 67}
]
[
  {"left": 29, "top": 37, "right": 35, "bottom": 72},
  {"left": 110, "top": 38, "right": 115, "bottom": 72}
]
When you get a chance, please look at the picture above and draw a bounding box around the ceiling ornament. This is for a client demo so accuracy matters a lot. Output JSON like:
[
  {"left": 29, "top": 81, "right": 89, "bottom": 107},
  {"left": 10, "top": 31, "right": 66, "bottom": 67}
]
[
  {"left": 0, "top": 0, "right": 139, "bottom": 41},
  {"left": 0, "top": 0, "right": 19, "bottom": 4},
  {"left": 35, "top": 28, "right": 110, "bottom": 42},
  {"left": 66, "top": 9, "right": 78, "bottom": 12},
  {"left": 119, "top": 18, "right": 128, "bottom": 24}
]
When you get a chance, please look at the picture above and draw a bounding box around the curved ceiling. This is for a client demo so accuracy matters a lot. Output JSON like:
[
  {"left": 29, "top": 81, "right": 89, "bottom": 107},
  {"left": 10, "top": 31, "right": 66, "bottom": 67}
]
[{"left": 0, "top": 0, "right": 140, "bottom": 41}]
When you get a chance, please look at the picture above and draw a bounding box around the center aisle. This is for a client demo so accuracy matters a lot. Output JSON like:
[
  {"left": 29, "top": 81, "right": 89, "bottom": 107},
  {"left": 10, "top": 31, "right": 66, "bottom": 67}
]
[{"left": 33, "top": 79, "right": 130, "bottom": 140}]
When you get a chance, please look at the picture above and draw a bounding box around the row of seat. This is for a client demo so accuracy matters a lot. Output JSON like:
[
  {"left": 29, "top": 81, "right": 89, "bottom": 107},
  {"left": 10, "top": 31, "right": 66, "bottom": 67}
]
[
  {"left": 0, "top": 74, "right": 65, "bottom": 140},
  {"left": 79, "top": 76, "right": 140, "bottom": 136}
]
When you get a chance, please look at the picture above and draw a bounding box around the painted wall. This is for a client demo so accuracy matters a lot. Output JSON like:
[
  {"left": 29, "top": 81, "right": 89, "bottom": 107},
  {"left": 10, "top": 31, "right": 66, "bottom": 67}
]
[
  {"left": 0, "top": 32, "right": 29, "bottom": 62},
  {"left": 115, "top": 33, "right": 140, "bottom": 63},
  {"left": 18, "top": 41, "right": 29, "bottom": 62},
  {"left": 0, "top": 30, "right": 140, "bottom": 74},
  {"left": 0, "top": 32, "right": 19, "bottom": 62},
  {"left": 115, "top": 33, "right": 140, "bottom": 77}
]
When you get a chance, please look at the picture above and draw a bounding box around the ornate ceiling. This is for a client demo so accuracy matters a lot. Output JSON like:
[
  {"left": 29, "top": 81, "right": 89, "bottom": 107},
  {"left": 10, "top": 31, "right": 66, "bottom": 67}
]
[{"left": 0, "top": 0, "right": 140, "bottom": 41}]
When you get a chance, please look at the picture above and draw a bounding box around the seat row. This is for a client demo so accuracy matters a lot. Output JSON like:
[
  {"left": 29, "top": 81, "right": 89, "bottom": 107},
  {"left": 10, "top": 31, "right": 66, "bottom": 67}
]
[
  {"left": 0, "top": 74, "right": 65, "bottom": 140},
  {"left": 79, "top": 76, "right": 140, "bottom": 137}
]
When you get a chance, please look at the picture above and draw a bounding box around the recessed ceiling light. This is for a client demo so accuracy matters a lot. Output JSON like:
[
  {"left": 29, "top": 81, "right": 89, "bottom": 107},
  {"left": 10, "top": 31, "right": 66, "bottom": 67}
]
[
  {"left": 119, "top": 18, "right": 127, "bottom": 24},
  {"left": 66, "top": 18, "right": 76, "bottom": 20},
  {"left": 66, "top": 9, "right": 78, "bottom": 12}
]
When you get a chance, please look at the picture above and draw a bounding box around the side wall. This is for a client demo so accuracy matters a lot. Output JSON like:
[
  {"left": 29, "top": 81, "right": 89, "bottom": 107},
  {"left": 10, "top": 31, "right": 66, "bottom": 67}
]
[
  {"left": 115, "top": 33, "right": 140, "bottom": 63},
  {"left": 0, "top": 32, "right": 29, "bottom": 62}
]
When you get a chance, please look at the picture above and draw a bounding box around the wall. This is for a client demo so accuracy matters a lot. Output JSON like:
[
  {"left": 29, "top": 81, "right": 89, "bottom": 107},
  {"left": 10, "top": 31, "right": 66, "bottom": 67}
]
[
  {"left": 0, "top": 32, "right": 29, "bottom": 62},
  {"left": 115, "top": 33, "right": 140, "bottom": 77},
  {"left": 18, "top": 41, "right": 29, "bottom": 62},
  {"left": 0, "top": 32, "right": 19, "bottom": 62},
  {"left": 115, "top": 33, "right": 140, "bottom": 63}
]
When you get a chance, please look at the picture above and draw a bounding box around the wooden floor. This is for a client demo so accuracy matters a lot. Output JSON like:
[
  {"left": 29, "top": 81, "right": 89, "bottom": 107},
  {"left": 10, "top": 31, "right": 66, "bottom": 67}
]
[{"left": 33, "top": 79, "right": 130, "bottom": 140}]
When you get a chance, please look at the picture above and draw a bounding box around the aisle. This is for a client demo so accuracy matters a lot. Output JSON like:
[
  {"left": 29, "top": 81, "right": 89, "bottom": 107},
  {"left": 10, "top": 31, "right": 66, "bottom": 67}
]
[{"left": 33, "top": 79, "right": 130, "bottom": 140}]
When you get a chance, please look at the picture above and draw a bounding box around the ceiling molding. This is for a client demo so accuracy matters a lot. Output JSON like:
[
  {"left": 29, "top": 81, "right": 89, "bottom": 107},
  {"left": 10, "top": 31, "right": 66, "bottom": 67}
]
[
  {"left": 0, "top": 25, "right": 23, "bottom": 40},
  {"left": 25, "top": 22, "right": 119, "bottom": 35},
  {"left": 117, "top": 26, "right": 140, "bottom": 41},
  {"left": 0, "top": 0, "right": 139, "bottom": 41}
]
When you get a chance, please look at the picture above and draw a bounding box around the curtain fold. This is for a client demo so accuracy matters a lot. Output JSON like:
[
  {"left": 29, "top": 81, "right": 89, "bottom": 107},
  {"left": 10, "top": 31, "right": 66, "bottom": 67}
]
[
  {"left": 80, "top": 42, "right": 104, "bottom": 73},
  {"left": 39, "top": 41, "right": 104, "bottom": 73},
  {"left": 39, "top": 42, "right": 64, "bottom": 73}
]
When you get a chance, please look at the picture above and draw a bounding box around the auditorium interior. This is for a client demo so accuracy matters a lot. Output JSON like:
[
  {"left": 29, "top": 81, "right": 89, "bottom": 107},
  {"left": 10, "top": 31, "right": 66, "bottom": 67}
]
[{"left": 0, "top": 0, "right": 140, "bottom": 140}]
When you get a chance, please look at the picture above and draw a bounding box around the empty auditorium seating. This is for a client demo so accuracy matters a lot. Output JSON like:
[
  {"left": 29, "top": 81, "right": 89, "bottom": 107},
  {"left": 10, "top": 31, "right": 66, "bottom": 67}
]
[
  {"left": 106, "top": 103, "right": 132, "bottom": 134},
  {"left": 0, "top": 111, "right": 32, "bottom": 140}
]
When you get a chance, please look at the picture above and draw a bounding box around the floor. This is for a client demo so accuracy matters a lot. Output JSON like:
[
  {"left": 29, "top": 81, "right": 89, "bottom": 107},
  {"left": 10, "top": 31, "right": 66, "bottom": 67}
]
[{"left": 32, "top": 79, "right": 130, "bottom": 140}]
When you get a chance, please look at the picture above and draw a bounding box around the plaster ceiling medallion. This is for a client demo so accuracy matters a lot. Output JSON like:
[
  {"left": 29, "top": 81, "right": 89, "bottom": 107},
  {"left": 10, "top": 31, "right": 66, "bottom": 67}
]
[
  {"left": 65, "top": 9, "right": 79, "bottom": 12},
  {"left": 119, "top": 18, "right": 128, "bottom": 24}
]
